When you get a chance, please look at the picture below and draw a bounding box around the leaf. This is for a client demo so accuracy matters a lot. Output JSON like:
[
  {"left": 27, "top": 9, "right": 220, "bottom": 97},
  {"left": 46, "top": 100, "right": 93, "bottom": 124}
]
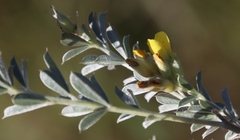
[
  {"left": 123, "top": 76, "right": 136, "bottom": 85},
  {"left": 97, "top": 12, "right": 108, "bottom": 47},
  {"left": 61, "top": 105, "right": 94, "bottom": 117},
  {"left": 123, "top": 35, "right": 131, "bottom": 58},
  {"left": 142, "top": 115, "right": 160, "bottom": 129},
  {"left": 3, "top": 103, "right": 52, "bottom": 119},
  {"left": 60, "top": 33, "right": 89, "bottom": 46},
  {"left": 10, "top": 57, "right": 26, "bottom": 87},
  {"left": 158, "top": 104, "right": 178, "bottom": 113},
  {"left": 115, "top": 86, "right": 140, "bottom": 108},
  {"left": 196, "top": 71, "right": 211, "bottom": 101},
  {"left": 43, "top": 52, "right": 69, "bottom": 92},
  {"left": 178, "top": 95, "right": 198, "bottom": 107},
  {"left": 13, "top": 93, "right": 48, "bottom": 105},
  {"left": 70, "top": 72, "right": 109, "bottom": 106},
  {"left": 190, "top": 124, "right": 204, "bottom": 133},
  {"left": 88, "top": 12, "right": 102, "bottom": 43},
  {"left": 0, "top": 54, "right": 12, "bottom": 85},
  {"left": 144, "top": 91, "right": 158, "bottom": 102},
  {"left": 51, "top": 6, "right": 76, "bottom": 33},
  {"left": 62, "top": 46, "right": 93, "bottom": 64},
  {"left": 82, "top": 24, "right": 94, "bottom": 41},
  {"left": 202, "top": 126, "right": 219, "bottom": 139},
  {"left": 95, "top": 55, "right": 125, "bottom": 65},
  {"left": 225, "top": 131, "right": 238, "bottom": 140},
  {"left": 122, "top": 83, "right": 149, "bottom": 96},
  {"left": 39, "top": 70, "right": 71, "bottom": 97},
  {"left": 89, "top": 75, "right": 109, "bottom": 103},
  {"left": 21, "top": 59, "right": 29, "bottom": 88},
  {"left": 117, "top": 114, "right": 135, "bottom": 123},
  {"left": 106, "top": 25, "right": 127, "bottom": 59},
  {"left": 81, "top": 64, "right": 105, "bottom": 76},
  {"left": 156, "top": 92, "right": 180, "bottom": 104},
  {"left": 222, "top": 88, "right": 235, "bottom": 114},
  {"left": 78, "top": 108, "right": 107, "bottom": 132}
]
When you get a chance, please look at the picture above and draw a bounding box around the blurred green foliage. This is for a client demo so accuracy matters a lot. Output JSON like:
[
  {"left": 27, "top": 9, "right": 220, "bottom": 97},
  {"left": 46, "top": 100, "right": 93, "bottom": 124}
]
[{"left": 1, "top": 0, "right": 240, "bottom": 139}]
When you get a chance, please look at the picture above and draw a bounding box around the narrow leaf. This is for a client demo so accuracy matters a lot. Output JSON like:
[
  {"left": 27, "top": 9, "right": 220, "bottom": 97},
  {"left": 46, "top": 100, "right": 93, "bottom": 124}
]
[
  {"left": 0, "top": 54, "right": 11, "bottom": 85},
  {"left": 62, "top": 46, "right": 93, "bottom": 64},
  {"left": 3, "top": 103, "right": 52, "bottom": 119},
  {"left": 82, "top": 24, "right": 94, "bottom": 41},
  {"left": 106, "top": 25, "right": 127, "bottom": 59},
  {"left": 61, "top": 105, "right": 94, "bottom": 117},
  {"left": 40, "top": 70, "right": 70, "bottom": 97},
  {"left": 78, "top": 108, "right": 107, "bottom": 132},
  {"left": 88, "top": 12, "right": 102, "bottom": 42},
  {"left": 122, "top": 83, "right": 149, "bottom": 96},
  {"left": 115, "top": 86, "right": 140, "bottom": 108},
  {"left": 11, "top": 57, "right": 26, "bottom": 87},
  {"left": 123, "top": 76, "right": 136, "bottom": 85},
  {"left": 178, "top": 95, "right": 198, "bottom": 107},
  {"left": 117, "top": 114, "right": 135, "bottom": 123},
  {"left": 158, "top": 104, "right": 178, "bottom": 113},
  {"left": 222, "top": 88, "right": 234, "bottom": 112},
  {"left": 123, "top": 35, "right": 131, "bottom": 58},
  {"left": 202, "top": 126, "right": 219, "bottom": 139},
  {"left": 190, "top": 124, "right": 204, "bottom": 133},
  {"left": 144, "top": 91, "right": 158, "bottom": 102},
  {"left": 98, "top": 12, "right": 108, "bottom": 47},
  {"left": 196, "top": 71, "right": 211, "bottom": 101},
  {"left": 81, "top": 64, "right": 104, "bottom": 76},
  {"left": 21, "top": 59, "right": 29, "bottom": 88},
  {"left": 156, "top": 92, "right": 180, "bottom": 104},
  {"left": 43, "top": 52, "right": 69, "bottom": 92},
  {"left": 142, "top": 115, "right": 160, "bottom": 129},
  {"left": 70, "top": 72, "right": 109, "bottom": 106},
  {"left": 90, "top": 75, "right": 109, "bottom": 103},
  {"left": 61, "top": 33, "right": 89, "bottom": 46},
  {"left": 95, "top": 55, "right": 125, "bottom": 65},
  {"left": 13, "top": 93, "right": 48, "bottom": 105}
]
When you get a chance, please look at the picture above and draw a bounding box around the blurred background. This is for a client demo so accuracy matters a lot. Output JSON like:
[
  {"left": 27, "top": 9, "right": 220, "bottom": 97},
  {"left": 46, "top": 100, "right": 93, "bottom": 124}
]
[{"left": 1, "top": 0, "right": 240, "bottom": 139}]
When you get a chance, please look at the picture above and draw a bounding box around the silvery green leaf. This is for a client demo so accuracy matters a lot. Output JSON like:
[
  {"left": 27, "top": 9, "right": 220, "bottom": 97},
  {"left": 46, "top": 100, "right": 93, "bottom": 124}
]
[
  {"left": 177, "top": 76, "right": 196, "bottom": 95},
  {"left": 188, "top": 105, "right": 210, "bottom": 113},
  {"left": 133, "top": 71, "right": 149, "bottom": 81},
  {"left": 156, "top": 92, "right": 180, "bottom": 104},
  {"left": 123, "top": 76, "right": 136, "bottom": 85},
  {"left": 190, "top": 124, "right": 204, "bottom": 133},
  {"left": 158, "top": 104, "right": 178, "bottom": 113},
  {"left": 82, "top": 24, "right": 94, "bottom": 41},
  {"left": 61, "top": 105, "right": 94, "bottom": 117},
  {"left": 40, "top": 70, "right": 71, "bottom": 97},
  {"left": 43, "top": 52, "right": 69, "bottom": 92},
  {"left": 142, "top": 115, "right": 160, "bottom": 129},
  {"left": 222, "top": 88, "right": 237, "bottom": 118},
  {"left": 81, "top": 55, "right": 98, "bottom": 65},
  {"left": 0, "top": 79, "right": 10, "bottom": 89},
  {"left": 21, "top": 60, "right": 28, "bottom": 88},
  {"left": 81, "top": 64, "right": 104, "bottom": 76},
  {"left": 144, "top": 91, "right": 157, "bottom": 102},
  {"left": 178, "top": 95, "right": 198, "bottom": 107},
  {"left": 62, "top": 46, "right": 93, "bottom": 64},
  {"left": 70, "top": 72, "right": 109, "bottom": 106},
  {"left": 51, "top": 6, "right": 76, "bottom": 33},
  {"left": 122, "top": 83, "right": 149, "bottom": 96},
  {"left": 11, "top": 57, "right": 26, "bottom": 87},
  {"left": 196, "top": 70, "right": 211, "bottom": 101},
  {"left": 98, "top": 12, "right": 108, "bottom": 47},
  {"left": 88, "top": 12, "right": 102, "bottom": 43},
  {"left": 0, "top": 54, "right": 11, "bottom": 85},
  {"left": 78, "top": 108, "right": 107, "bottom": 132},
  {"left": 115, "top": 86, "right": 140, "bottom": 108},
  {"left": 202, "top": 126, "right": 219, "bottom": 139},
  {"left": 225, "top": 131, "right": 239, "bottom": 140},
  {"left": 106, "top": 25, "right": 127, "bottom": 59},
  {"left": 89, "top": 76, "right": 109, "bottom": 103},
  {"left": 13, "top": 93, "right": 48, "bottom": 105},
  {"left": 3, "top": 103, "right": 52, "bottom": 119},
  {"left": 123, "top": 35, "right": 131, "bottom": 58},
  {"left": 95, "top": 55, "right": 125, "bottom": 65},
  {"left": 117, "top": 114, "right": 135, "bottom": 123},
  {"left": 61, "top": 33, "right": 89, "bottom": 46}
]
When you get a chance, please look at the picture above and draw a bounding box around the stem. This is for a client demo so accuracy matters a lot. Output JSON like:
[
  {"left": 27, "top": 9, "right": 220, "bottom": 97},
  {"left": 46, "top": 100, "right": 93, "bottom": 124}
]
[{"left": 47, "top": 96, "right": 240, "bottom": 133}]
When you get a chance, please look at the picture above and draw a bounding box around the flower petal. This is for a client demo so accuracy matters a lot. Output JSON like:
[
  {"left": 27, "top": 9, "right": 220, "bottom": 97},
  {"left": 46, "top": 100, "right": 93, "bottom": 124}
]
[{"left": 154, "top": 32, "right": 172, "bottom": 53}]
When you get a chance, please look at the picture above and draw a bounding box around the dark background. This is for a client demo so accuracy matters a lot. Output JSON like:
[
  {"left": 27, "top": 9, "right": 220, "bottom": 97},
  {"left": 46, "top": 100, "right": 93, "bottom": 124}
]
[{"left": 1, "top": 0, "right": 240, "bottom": 139}]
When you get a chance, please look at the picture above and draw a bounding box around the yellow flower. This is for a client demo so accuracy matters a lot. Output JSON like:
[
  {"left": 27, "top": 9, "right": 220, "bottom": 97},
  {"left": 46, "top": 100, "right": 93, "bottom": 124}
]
[{"left": 147, "top": 31, "right": 172, "bottom": 60}]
